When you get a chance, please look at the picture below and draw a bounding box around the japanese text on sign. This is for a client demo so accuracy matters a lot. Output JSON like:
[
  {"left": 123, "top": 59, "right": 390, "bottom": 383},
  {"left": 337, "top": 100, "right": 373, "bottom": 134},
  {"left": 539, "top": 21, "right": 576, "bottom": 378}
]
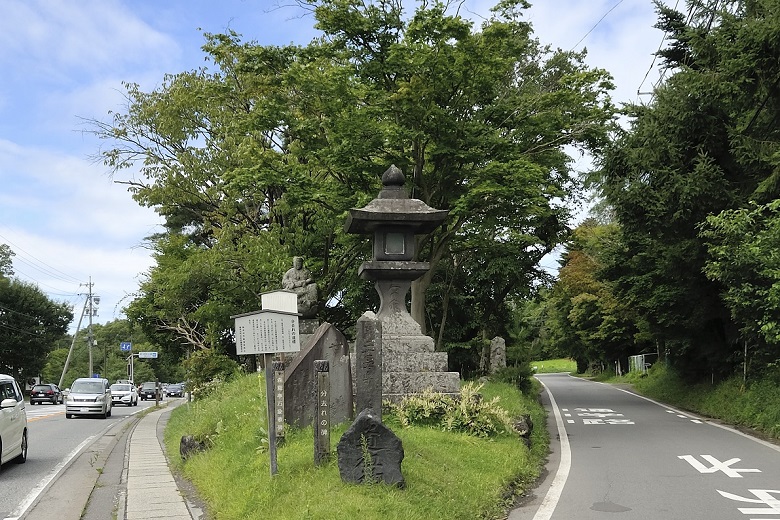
[{"left": 233, "top": 310, "right": 300, "bottom": 355}]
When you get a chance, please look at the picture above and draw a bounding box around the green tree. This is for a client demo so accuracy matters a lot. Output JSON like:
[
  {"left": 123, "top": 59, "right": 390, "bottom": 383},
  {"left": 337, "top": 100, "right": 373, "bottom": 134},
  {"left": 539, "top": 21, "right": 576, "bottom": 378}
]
[
  {"left": 0, "top": 277, "right": 72, "bottom": 381},
  {"left": 701, "top": 200, "right": 780, "bottom": 373},
  {"left": 92, "top": 0, "right": 614, "bottom": 363},
  {"left": 589, "top": 0, "right": 780, "bottom": 379},
  {"left": 544, "top": 220, "right": 644, "bottom": 372},
  {"left": 0, "top": 244, "right": 14, "bottom": 278}
]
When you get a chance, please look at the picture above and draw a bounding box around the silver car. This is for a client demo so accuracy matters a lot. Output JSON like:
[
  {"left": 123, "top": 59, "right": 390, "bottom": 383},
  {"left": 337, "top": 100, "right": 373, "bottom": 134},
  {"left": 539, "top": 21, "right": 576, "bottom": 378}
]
[
  {"left": 0, "top": 374, "right": 28, "bottom": 469},
  {"left": 110, "top": 383, "right": 138, "bottom": 407},
  {"left": 66, "top": 378, "right": 112, "bottom": 419}
]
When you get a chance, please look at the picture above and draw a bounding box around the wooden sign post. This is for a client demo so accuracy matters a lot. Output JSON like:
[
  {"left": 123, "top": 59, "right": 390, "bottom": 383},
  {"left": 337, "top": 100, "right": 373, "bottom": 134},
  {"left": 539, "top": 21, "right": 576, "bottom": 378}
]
[{"left": 233, "top": 300, "right": 300, "bottom": 476}]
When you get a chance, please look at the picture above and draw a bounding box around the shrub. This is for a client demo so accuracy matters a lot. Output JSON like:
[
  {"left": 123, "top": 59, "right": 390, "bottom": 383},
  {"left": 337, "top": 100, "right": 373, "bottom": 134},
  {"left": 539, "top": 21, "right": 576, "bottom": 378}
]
[
  {"left": 390, "top": 382, "right": 513, "bottom": 437},
  {"left": 492, "top": 364, "right": 535, "bottom": 392},
  {"left": 183, "top": 348, "right": 242, "bottom": 400}
]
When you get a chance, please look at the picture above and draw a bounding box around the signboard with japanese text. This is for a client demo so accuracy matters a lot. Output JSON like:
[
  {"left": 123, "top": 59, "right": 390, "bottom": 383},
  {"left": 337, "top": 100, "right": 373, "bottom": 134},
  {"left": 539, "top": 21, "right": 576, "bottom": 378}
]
[{"left": 233, "top": 309, "right": 301, "bottom": 355}]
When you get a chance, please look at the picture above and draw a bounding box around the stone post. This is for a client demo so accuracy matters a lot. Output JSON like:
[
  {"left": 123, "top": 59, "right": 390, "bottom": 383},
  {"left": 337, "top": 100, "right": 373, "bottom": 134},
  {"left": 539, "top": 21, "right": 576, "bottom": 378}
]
[
  {"left": 489, "top": 336, "right": 507, "bottom": 375},
  {"left": 355, "top": 311, "right": 383, "bottom": 421}
]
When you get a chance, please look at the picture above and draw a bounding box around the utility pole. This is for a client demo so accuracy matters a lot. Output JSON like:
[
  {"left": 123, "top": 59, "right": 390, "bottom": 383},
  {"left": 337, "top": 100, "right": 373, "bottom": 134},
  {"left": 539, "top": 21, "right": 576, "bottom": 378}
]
[
  {"left": 59, "top": 297, "right": 88, "bottom": 389},
  {"left": 86, "top": 278, "right": 95, "bottom": 377},
  {"left": 85, "top": 279, "right": 101, "bottom": 377}
]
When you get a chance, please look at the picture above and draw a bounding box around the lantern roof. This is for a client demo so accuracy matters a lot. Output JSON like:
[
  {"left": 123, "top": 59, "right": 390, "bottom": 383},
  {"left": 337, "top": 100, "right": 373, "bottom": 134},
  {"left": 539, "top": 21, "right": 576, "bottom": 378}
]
[{"left": 344, "top": 165, "right": 448, "bottom": 235}]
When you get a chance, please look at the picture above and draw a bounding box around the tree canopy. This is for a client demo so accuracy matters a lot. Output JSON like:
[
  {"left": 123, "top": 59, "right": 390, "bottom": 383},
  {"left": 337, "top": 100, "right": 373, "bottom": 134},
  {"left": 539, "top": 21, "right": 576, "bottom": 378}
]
[
  {"left": 0, "top": 273, "right": 72, "bottom": 381},
  {"left": 534, "top": 0, "right": 780, "bottom": 380},
  {"left": 92, "top": 0, "right": 615, "bottom": 372}
]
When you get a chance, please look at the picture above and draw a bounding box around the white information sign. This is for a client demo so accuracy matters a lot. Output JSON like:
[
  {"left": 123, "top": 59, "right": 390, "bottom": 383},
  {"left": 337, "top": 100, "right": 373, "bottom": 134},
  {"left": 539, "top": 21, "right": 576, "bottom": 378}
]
[
  {"left": 233, "top": 309, "right": 300, "bottom": 355},
  {"left": 138, "top": 351, "right": 158, "bottom": 359}
]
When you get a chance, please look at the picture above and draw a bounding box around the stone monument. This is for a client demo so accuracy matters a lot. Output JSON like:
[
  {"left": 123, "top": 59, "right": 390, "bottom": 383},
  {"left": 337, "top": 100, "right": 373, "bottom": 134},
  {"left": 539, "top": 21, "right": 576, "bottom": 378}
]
[
  {"left": 345, "top": 165, "right": 460, "bottom": 402},
  {"left": 489, "top": 336, "right": 507, "bottom": 374},
  {"left": 281, "top": 256, "right": 320, "bottom": 345},
  {"left": 282, "top": 256, "right": 319, "bottom": 318},
  {"left": 337, "top": 408, "right": 405, "bottom": 487}
]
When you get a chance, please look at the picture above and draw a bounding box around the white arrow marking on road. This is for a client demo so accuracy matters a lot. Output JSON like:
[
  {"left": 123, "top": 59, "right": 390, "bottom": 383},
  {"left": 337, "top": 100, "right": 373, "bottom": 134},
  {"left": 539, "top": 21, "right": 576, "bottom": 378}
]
[
  {"left": 717, "top": 489, "right": 780, "bottom": 515},
  {"left": 679, "top": 455, "right": 761, "bottom": 478}
]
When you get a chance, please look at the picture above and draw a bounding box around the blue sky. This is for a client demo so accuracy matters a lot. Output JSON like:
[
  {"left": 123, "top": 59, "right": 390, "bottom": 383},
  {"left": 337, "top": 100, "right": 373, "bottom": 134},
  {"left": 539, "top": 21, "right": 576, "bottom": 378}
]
[{"left": 0, "top": 0, "right": 668, "bottom": 329}]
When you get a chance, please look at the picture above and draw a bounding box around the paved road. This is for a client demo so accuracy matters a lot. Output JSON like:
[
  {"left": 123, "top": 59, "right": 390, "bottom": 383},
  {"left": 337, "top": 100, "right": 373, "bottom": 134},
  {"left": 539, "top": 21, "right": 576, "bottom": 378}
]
[
  {"left": 510, "top": 373, "right": 780, "bottom": 520},
  {"left": 0, "top": 399, "right": 158, "bottom": 520}
]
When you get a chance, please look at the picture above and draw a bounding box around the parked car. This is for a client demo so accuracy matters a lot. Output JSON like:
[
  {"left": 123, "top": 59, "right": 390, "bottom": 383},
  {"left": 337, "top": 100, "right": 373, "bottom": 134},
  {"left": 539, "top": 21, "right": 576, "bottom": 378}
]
[
  {"left": 66, "top": 378, "right": 112, "bottom": 419},
  {"left": 29, "top": 383, "right": 63, "bottom": 405},
  {"left": 166, "top": 383, "right": 183, "bottom": 397},
  {"left": 140, "top": 382, "right": 163, "bottom": 401},
  {"left": 110, "top": 383, "right": 138, "bottom": 407},
  {"left": 0, "top": 374, "right": 28, "bottom": 469}
]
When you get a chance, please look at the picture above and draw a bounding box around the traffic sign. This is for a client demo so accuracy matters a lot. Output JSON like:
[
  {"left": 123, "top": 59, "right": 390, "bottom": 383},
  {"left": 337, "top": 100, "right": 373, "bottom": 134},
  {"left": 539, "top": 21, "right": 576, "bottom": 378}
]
[
  {"left": 120, "top": 341, "right": 132, "bottom": 352},
  {"left": 138, "top": 351, "right": 158, "bottom": 359}
]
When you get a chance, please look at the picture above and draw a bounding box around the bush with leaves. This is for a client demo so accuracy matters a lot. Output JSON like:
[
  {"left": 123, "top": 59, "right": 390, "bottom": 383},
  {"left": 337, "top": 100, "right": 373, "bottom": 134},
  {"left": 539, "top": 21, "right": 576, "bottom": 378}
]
[
  {"left": 183, "top": 348, "right": 242, "bottom": 400},
  {"left": 390, "top": 382, "right": 513, "bottom": 438},
  {"left": 491, "top": 364, "right": 535, "bottom": 393}
]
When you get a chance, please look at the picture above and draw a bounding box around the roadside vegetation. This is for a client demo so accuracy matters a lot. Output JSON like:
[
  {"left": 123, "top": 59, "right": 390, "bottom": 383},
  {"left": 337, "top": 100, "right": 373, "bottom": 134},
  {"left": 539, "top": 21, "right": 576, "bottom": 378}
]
[
  {"left": 595, "top": 364, "right": 780, "bottom": 441},
  {"left": 531, "top": 358, "right": 576, "bottom": 374},
  {"left": 163, "top": 373, "right": 548, "bottom": 520}
]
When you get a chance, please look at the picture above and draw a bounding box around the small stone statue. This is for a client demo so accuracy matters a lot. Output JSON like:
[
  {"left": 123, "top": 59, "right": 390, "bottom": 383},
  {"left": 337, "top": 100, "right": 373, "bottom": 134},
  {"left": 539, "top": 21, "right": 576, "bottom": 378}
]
[{"left": 282, "top": 256, "right": 318, "bottom": 318}]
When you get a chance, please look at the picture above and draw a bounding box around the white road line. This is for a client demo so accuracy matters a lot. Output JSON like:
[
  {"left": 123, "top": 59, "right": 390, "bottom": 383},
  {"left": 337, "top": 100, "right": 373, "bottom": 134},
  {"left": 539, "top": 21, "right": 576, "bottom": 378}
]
[
  {"left": 5, "top": 435, "right": 96, "bottom": 520},
  {"left": 610, "top": 384, "right": 780, "bottom": 453},
  {"left": 532, "top": 379, "right": 571, "bottom": 520}
]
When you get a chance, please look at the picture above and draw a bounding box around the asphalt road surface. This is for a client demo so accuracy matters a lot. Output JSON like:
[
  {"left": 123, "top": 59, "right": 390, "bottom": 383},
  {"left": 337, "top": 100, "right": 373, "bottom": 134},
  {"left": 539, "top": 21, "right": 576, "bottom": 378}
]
[
  {"left": 0, "top": 399, "right": 158, "bottom": 520},
  {"left": 510, "top": 373, "right": 780, "bottom": 520}
]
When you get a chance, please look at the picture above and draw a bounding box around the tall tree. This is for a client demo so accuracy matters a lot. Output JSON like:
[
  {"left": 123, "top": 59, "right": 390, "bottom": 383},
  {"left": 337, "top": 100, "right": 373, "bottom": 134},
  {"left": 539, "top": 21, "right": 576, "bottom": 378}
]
[
  {"left": 589, "top": 0, "right": 780, "bottom": 379},
  {"left": 0, "top": 244, "right": 14, "bottom": 278},
  {"left": 701, "top": 200, "right": 780, "bottom": 374},
  {"left": 0, "top": 277, "right": 72, "bottom": 381},
  {"left": 93, "top": 0, "right": 614, "bottom": 356},
  {"left": 546, "top": 220, "right": 644, "bottom": 372}
]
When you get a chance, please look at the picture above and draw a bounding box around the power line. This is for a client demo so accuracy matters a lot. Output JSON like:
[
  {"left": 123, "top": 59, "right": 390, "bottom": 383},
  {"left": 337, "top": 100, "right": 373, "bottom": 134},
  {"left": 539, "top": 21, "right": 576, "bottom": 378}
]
[
  {"left": 568, "top": 0, "right": 627, "bottom": 53},
  {"left": 0, "top": 232, "right": 85, "bottom": 284},
  {"left": 8, "top": 266, "right": 81, "bottom": 296},
  {"left": 0, "top": 321, "right": 45, "bottom": 337}
]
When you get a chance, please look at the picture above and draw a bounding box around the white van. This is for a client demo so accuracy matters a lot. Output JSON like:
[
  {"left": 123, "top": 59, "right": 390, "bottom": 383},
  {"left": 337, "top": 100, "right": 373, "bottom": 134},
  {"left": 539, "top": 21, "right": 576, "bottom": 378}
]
[
  {"left": 0, "top": 374, "right": 28, "bottom": 469},
  {"left": 66, "top": 377, "right": 112, "bottom": 419}
]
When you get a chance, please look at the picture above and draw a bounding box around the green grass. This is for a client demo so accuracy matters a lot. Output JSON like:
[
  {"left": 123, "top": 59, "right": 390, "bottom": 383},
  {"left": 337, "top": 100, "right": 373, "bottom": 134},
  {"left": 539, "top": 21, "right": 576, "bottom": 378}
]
[
  {"left": 164, "top": 373, "right": 548, "bottom": 520},
  {"left": 601, "top": 364, "right": 780, "bottom": 439},
  {"left": 530, "top": 358, "right": 576, "bottom": 374}
]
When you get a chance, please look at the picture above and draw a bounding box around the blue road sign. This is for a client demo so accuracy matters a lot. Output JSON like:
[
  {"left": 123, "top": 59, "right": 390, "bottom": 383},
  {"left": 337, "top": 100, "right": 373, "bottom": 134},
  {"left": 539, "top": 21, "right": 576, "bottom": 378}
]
[{"left": 120, "top": 341, "right": 132, "bottom": 352}]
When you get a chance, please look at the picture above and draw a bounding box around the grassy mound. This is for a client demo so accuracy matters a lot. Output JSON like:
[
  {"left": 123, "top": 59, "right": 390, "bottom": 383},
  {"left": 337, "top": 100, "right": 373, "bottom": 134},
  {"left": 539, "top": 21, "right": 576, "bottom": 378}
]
[{"left": 163, "top": 373, "right": 549, "bottom": 520}]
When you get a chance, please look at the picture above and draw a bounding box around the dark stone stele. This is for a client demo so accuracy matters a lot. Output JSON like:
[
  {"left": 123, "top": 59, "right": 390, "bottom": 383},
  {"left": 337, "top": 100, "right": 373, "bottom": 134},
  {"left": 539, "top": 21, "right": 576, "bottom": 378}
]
[{"left": 337, "top": 409, "right": 405, "bottom": 488}]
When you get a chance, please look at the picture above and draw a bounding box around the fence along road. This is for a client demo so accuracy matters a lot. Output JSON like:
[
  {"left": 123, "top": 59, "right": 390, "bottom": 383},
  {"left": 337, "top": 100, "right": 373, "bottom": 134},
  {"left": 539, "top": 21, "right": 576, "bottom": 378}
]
[{"left": 509, "top": 373, "right": 780, "bottom": 520}]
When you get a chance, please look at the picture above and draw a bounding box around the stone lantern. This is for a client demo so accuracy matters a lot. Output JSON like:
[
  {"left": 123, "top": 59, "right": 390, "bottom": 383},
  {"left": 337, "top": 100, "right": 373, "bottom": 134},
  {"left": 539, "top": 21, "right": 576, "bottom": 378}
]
[
  {"left": 344, "top": 164, "right": 447, "bottom": 329},
  {"left": 345, "top": 165, "right": 459, "bottom": 401}
]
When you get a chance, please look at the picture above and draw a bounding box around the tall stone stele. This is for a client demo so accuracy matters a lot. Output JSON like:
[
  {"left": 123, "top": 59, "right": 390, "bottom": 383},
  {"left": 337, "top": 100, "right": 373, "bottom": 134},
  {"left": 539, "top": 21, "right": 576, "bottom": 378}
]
[{"left": 345, "top": 165, "right": 460, "bottom": 401}]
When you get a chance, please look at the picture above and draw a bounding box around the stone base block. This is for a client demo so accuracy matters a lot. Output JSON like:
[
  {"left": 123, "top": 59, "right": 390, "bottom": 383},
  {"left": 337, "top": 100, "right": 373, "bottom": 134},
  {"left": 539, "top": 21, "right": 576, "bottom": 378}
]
[
  {"left": 382, "top": 371, "right": 460, "bottom": 397},
  {"left": 383, "top": 351, "right": 449, "bottom": 372},
  {"left": 383, "top": 335, "right": 435, "bottom": 353}
]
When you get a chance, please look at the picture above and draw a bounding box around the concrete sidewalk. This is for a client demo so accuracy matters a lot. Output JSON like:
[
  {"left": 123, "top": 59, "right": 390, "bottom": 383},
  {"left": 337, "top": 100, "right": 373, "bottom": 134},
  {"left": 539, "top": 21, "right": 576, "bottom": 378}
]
[{"left": 123, "top": 407, "right": 193, "bottom": 520}]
